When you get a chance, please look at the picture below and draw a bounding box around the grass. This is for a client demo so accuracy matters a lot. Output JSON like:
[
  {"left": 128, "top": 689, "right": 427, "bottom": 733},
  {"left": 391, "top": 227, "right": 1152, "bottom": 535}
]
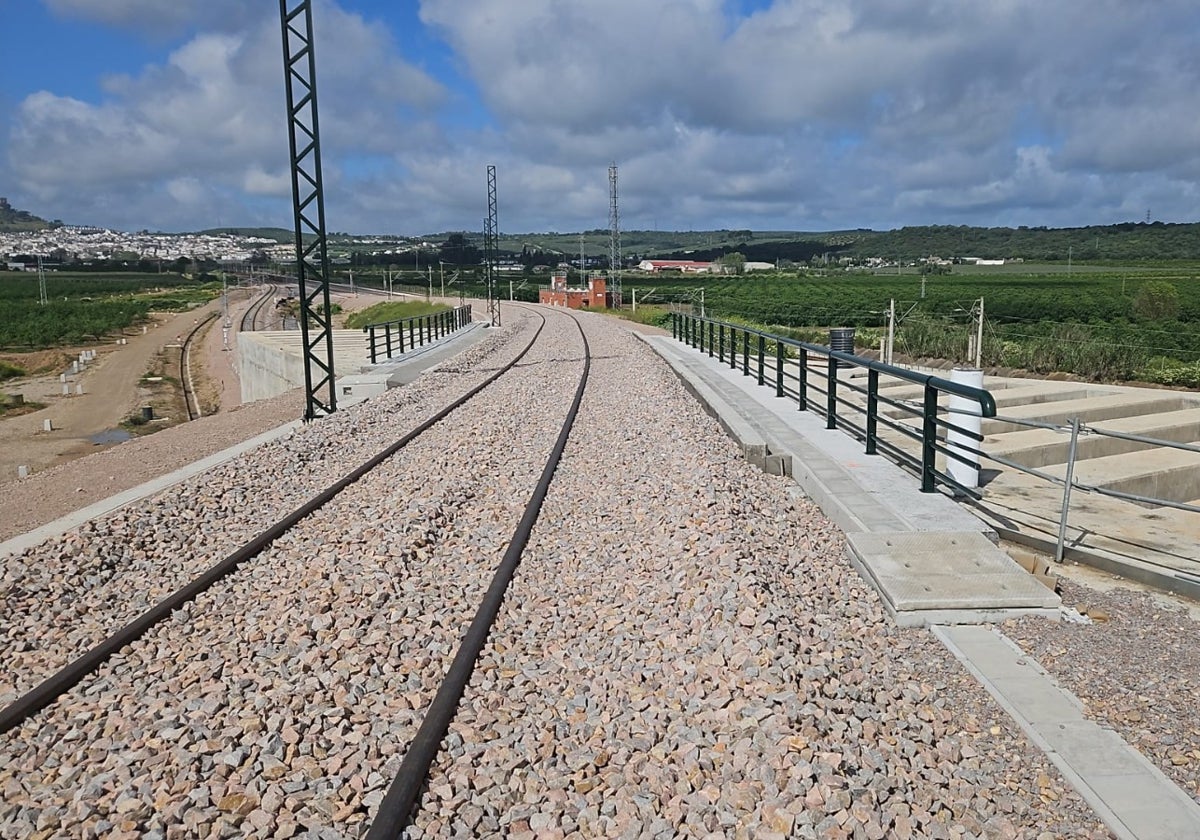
[
  {"left": 344, "top": 301, "right": 452, "bottom": 329},
  {"left": 0, "top": 360, "right": 25, "bottom": 383}
]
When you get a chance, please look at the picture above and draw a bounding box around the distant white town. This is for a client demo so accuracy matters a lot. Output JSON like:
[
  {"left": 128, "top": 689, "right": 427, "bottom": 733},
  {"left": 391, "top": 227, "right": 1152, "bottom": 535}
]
[{"left": 0, "top": 227, "right": 297, "bottom": 269}]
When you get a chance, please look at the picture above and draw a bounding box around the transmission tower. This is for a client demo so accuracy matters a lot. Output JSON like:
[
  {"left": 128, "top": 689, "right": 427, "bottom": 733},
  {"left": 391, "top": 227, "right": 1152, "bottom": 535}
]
[
  {"left": 609, "top": 163, "right": 622, "bottom": 307},
  {"left": 485, "top": 165, "right": 501, "bottom": 327},
  {"left": 279, "top": 0, "right": 337, "bottom": 419}
]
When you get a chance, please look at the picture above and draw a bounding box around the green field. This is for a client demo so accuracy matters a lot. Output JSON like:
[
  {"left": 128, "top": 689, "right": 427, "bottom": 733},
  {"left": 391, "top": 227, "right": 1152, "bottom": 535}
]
[
  {"left": 343, "top": 300, "right": 451, "bottom": 329},
  {"left": 620, "top": 264, "right": 1200, "bottom": 386},
  {"left": 0, "top": 272, "right": 215, "bottom": 349}
]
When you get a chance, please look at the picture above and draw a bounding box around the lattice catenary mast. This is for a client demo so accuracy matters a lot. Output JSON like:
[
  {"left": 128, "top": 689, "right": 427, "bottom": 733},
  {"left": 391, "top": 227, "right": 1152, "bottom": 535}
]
[
  {"left": 609, "top": 163, "right": 622, "bottom": 308},
  {"left": 484, "top": 165, "right": 501, "bottom": 327},
  {"left": 279, "top": 0, "right": 337, "bottom": 419}
]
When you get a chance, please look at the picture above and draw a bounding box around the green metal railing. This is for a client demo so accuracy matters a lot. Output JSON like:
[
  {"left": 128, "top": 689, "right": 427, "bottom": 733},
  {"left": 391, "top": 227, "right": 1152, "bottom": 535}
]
[
  {"left": 671, "top": 312, "right": 997, "bottom": 495},
  {"left": 364, "top": 305, "right": 473, "bottom": 364}
]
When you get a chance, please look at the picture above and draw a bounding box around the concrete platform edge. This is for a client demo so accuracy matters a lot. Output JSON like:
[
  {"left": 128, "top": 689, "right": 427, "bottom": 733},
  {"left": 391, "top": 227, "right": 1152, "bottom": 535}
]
[
  {"left": 934, "top": 624, "right": 1200, "bottom": 840},
  {"left": 0, "top": 421, "right": 301, "bottom": 559}
]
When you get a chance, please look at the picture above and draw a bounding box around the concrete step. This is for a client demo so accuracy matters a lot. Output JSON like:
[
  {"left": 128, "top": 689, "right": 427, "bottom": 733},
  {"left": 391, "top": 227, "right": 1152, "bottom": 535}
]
[
  {"left": 870, "top": 381, "right": 1093, "bottom": 419},
  {"left": 1043, "top": 447, "right": 1200, "bottom": 507},
  {"left": 982, "top": 392, "right": 1193, "bottom": 435},
  {"left": 986, "top": 407, "right": 1200, "bottom": 469}
]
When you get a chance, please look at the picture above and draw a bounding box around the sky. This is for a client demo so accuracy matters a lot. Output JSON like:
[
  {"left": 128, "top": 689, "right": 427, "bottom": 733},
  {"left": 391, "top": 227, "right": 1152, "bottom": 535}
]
[{"left": 2, "top": 0, "right": 1200, "bottom": 235}]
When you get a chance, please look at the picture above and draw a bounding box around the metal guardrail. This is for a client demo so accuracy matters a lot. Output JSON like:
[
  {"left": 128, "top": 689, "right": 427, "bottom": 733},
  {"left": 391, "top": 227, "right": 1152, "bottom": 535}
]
[
  {"left": 363, "top": 305, "right": 472, "bottom": 364},
  {"left": 952, "top": 410, "right": 1200, "bottom": 561},
  {"left": 671, "top": 313, "right": 997, "bottom": 495}
]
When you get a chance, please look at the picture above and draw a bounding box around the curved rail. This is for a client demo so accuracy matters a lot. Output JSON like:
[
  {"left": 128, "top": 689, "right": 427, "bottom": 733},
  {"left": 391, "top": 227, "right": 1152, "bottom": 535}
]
[
  {"left": 239, "top": 284, "right": 276, "bottom": 333},
  {"left": 367, "top": 307, "right": 591, "bottom": 838},
  {"left": 179, "top": 312, "right": 218, "bottom": 422},
  {"left": 0, "top": 305, "right": 553, "bottom": 736}
]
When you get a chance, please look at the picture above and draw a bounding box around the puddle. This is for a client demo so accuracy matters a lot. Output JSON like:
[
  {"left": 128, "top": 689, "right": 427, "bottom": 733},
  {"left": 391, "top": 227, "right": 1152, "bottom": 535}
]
[{"left": 90, "top": 429, "right": 133, "bottom": 445}]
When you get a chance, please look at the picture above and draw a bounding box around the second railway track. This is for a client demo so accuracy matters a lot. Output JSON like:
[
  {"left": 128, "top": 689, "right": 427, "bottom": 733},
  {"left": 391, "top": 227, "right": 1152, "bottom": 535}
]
[{"left": 0, "top": 304, "right": 592, "bottom": 836}]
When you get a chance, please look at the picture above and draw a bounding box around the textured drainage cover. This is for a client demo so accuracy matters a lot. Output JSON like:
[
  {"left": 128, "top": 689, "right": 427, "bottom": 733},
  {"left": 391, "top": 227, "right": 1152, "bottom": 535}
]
[{"left": 847, "top": 531, "right": 1061, "bottom": 613}]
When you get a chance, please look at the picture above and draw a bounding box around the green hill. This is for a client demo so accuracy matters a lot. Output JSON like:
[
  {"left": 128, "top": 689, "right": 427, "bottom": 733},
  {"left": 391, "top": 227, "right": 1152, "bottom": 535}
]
[{"left": 0, "top": 198, "right": 57, "bottom": 233}]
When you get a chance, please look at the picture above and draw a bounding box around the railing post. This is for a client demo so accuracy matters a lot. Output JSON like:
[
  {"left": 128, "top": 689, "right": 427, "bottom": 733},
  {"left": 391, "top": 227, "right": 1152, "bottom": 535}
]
[
  {"left": 757, "top": 334, "right": 765, "bottom": 385},
  {"left": 742, "top": 330, "right": 750, "bottom": 376},
  {"left": 367, "top": 326, "right": 377, "bottom": 364},
  {"left": 921, "top": 384, "right": 938, "bottom": 493},
  {"left": 826, "top": 354, "right": 837, "bottom": 429},
  {"left": 866, "top": 369, "right": 879, "bottom": 455},
  {"left": 718, "top": 324, "right": 725, "bottom": 362},
  {"left": 708, "top": 320, "right": 714, "bottom": 357},
  {"left": 730, "top": 329, "right": 737, "bottom": 369},
  {"left": 775, "top": 340, "right": 784, "bottom": 397},
  {"left": 385, "top": 324, "right": 392, "bottom": 359},
  {"left": 1055, "top": 416, "right": 1081, "bottom": 563},
  {"left": 798, "top": 349, "right": 808, "bottom": 410},
  {"left": 672, "top": 313, "right": 677, "bottom": 340}
]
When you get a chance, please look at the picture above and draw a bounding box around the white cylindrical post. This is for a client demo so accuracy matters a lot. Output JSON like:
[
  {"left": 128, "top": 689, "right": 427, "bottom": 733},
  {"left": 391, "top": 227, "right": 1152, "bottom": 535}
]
[
  {"left": 18, "top": 465, "right": 29, "bottom": 479},
  {"left": 60, "top": 373, "right": 67, "bottom": 383},
  {"left": 947, "top": 367, "right": 984, "bottom": 489},
  {"left": 71, "top": 361, "right": 79, "bottom": 373},
  {"left": 43, "top": 419, "right": 53, "bottom": 432},
  {"left": 75, "top": 383, "right": 84, "bottom": 395},
  {"left": 62, "top": 383, "right": 70, "bottom": 396}
]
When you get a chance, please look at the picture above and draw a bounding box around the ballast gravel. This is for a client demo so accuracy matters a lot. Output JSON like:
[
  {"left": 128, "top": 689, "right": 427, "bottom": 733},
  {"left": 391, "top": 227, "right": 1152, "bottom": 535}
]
[{"left": 0, "top": 302, "right": 1168, "bottom": 838}]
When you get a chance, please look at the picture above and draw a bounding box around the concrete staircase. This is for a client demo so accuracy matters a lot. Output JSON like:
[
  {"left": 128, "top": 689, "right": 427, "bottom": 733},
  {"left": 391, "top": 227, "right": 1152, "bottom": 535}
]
[{"left": 838, "top": 366, "right": 1200, "bottom": 597}]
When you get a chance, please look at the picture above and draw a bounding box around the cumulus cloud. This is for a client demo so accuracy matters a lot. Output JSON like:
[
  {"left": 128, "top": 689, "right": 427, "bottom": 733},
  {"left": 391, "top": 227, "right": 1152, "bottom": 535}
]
[
  {"left": 9, "top": 2, "right": 446, "bottom": 230},
  {"left": 8, "top": 0, "right": 1200, "bottom": 232}
]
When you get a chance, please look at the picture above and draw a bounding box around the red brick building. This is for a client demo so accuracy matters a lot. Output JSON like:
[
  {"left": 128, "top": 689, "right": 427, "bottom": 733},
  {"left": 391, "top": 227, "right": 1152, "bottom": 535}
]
[{"left": 539, "top": 272, "right": 610, "bottom": 309}]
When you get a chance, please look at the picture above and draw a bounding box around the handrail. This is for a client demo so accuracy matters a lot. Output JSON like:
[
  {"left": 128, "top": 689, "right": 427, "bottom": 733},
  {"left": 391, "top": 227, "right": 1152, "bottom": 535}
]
[
  {"left": 672, "top": 312, "right": 996, "bottom": 494},
  {"left": 363, "top": 304, "right": 473, "bottom": 364}
]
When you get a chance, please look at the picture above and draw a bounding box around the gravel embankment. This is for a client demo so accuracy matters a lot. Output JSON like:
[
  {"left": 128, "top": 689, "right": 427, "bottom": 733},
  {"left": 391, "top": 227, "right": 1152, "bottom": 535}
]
[
  {"left": 1, "top": 303, "right": 1171, "bottom": 838},
  {"left": 1007, "top": 577, "right": 1200, "bottom": 808},
  {"left": 0, "top": 391, "right": 303, "bottom": 544}
]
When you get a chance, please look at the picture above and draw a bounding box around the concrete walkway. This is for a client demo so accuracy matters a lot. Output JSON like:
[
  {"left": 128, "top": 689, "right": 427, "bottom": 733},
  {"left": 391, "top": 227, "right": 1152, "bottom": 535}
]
[{"left": 640, "top": 332, "right": 1200, "bottom": 840}]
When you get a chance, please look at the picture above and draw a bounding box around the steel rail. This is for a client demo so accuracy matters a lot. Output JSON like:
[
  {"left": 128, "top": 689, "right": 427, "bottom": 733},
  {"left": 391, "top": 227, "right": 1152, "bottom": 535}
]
[
  {"left": 0, "top": 307, "right": 544, "bottom": 736},
  {"left": 180, "top": 312, "right": 218, "bottom": 422},
  {"left": 367, "top": 307, "right": 591, "bottom": 838},
  {"left": 240, "top": 284, "right": 276, "bottom": 333}
]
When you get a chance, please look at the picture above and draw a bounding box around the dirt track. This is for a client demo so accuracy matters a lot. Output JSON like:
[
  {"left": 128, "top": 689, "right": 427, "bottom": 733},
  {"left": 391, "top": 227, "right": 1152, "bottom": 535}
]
[{"left": 0, "top": 288, "right": 392, "bottom": 489}]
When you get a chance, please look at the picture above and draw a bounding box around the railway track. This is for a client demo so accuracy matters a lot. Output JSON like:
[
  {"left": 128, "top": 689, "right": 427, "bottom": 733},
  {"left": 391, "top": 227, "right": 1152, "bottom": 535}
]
[
  {"left": 239, "top": 283, "right": 277, "bottom": 333},
  {"left": 0, "top": 304, "right": 590, "bottom": 835},
  {"left": 179, "top": 312, "right": 218, "bottom": 422}
]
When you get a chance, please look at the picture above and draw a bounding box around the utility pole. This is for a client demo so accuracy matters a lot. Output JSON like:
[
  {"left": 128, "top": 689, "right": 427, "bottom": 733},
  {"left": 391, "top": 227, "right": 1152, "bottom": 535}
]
[
  {"left": 349, "top": 267, "right": 355, "bottom": 296},
  {"left": 632, "top": 288, "right": 637, "bottom": 312},
  {"left": 439, "top": 261, "right": 445, "bottom": 297},
  {"left": 886, "top": 298, "right": 895, "bottom": 365},
  {"left": 427, "top": 265, "right": 432, "bottom": 301},
  {"left": 975, "top": 297, "right": 984, "bottom": 369},
  {"left": 700, "top": 289, "right": 706, "bottom": 318},
  {"left": 920, "top": 274, "right": 926, "bottom": 300},
  {"left": 37, "top": 255, "right": 48, "bottom": 306}
]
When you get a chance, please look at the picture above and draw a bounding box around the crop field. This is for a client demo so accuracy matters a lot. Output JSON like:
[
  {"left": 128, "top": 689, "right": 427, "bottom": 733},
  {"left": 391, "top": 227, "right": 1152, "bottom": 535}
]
[
  {"left": 0, "top": 272, "right": 214, "bottom": 349},
  {"left": 624, "top": 265, "right": 1200, "bottom": 386}
]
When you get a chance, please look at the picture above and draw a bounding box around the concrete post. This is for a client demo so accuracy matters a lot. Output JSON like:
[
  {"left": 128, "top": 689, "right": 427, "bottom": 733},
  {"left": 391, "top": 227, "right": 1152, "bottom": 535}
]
[
  {"left": 43, "top": 419, "right": 53, "bottom": 432},
  {"left": 18, "top": 466, "right": 29, "bottom": 479},
  {"left": 947, "top": 367, "right": 984, "bottom": 489}
]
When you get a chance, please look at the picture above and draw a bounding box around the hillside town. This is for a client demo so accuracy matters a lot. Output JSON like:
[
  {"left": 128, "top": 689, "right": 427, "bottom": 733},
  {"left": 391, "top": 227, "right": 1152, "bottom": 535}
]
[{"left": 0, "top": 224, "right": 294, "bottom": 269}]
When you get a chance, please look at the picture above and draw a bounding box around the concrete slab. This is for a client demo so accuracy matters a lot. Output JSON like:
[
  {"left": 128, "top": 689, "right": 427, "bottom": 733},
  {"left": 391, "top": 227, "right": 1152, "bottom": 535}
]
[
  {"left": 845, "top": 531, "right": 1060, "bottom": 625},
  {"left": 936, "top": 625, "right": 1200, "bottom": 840}
]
